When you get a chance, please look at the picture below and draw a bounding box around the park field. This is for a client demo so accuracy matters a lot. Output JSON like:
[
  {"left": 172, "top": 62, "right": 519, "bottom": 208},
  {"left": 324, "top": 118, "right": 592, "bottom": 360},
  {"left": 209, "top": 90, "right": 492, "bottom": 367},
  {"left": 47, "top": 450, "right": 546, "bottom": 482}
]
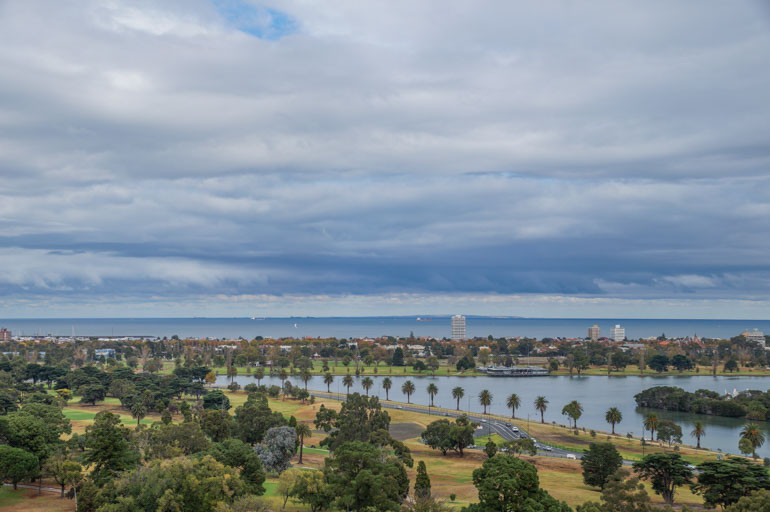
[
  {"left": 161, "top": 359, "right": 770, "bottom": 380},
  {"left": 59, "top": 387, "right": 720, "bottom": 510},
  {"left": 0, "top": 486, "right": 74, "bottom": 512}
]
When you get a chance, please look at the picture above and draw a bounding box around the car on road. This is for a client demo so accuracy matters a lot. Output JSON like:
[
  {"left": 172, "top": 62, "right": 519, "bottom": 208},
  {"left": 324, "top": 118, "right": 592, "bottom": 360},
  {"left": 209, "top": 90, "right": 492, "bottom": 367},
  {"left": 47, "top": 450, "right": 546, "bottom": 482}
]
[
  {"left": 566, "top": 454, "right": 577, "bottom": 460},
  {"left": 481, "top": 419, "right": 487, "bottom": 423},
  {"left": 543, "top": 445, "right": 553, "bottom": 452},
  {"left": 512, "top": 426, "right": 519, "bottom": 432},
  {"left": 396, "top": 406, "right": 403, "bottom": 409}
]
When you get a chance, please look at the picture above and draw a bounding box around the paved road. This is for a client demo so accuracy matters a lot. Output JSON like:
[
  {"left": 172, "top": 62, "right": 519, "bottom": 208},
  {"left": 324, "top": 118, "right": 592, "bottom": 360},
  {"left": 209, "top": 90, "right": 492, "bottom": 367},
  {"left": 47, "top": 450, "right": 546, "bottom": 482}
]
[{"left": 309, "top": 390, "right": 582, "bottom": 460}]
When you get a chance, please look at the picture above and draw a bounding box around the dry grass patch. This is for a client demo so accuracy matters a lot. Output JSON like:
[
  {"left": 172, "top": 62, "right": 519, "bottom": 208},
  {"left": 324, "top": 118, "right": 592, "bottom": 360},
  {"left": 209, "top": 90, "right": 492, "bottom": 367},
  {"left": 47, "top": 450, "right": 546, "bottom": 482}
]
[{"left": 0, "top": 487, "right": 74, "bottom": 512}]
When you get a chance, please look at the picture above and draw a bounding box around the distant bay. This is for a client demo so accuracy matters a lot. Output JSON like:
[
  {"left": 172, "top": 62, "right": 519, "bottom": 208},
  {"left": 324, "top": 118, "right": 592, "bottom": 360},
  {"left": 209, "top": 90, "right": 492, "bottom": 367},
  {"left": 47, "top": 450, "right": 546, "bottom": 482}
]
[{"left": 0, "top": 316, "right": 768, "bottom": 340}]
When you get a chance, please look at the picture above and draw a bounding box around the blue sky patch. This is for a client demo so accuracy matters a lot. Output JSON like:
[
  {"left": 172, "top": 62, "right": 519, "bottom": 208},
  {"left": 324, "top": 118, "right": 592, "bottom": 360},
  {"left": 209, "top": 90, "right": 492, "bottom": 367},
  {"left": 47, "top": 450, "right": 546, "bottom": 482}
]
[{"left": 211, "top": 0, "right": 296, "bottom": 39}]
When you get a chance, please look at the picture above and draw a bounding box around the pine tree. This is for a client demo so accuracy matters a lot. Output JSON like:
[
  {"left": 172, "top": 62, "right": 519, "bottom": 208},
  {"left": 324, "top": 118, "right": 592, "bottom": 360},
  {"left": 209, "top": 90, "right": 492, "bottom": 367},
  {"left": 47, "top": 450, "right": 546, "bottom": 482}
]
[{"left": 414, "top": 460, "right": 431, "bottom": 499}]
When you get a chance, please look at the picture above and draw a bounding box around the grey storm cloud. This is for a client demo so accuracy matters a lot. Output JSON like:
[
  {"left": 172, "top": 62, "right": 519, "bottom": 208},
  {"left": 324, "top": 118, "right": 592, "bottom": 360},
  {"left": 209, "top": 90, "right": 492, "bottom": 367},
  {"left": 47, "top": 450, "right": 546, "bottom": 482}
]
[{"left": 0, "top": 0, "right": 769, "bottom": 316}]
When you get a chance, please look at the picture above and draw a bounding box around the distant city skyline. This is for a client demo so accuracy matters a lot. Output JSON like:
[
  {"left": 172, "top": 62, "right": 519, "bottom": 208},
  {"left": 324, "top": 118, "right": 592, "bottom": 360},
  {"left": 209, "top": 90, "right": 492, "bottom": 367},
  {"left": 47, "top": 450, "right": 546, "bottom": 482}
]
[{"left": 0, "top": 2, "right": 769, "bottom": 317}]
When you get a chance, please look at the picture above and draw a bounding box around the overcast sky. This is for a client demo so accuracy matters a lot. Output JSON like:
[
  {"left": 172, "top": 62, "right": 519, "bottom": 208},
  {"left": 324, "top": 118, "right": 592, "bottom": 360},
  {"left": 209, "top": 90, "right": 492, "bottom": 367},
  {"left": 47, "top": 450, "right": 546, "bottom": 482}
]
[{"left": 1, "top": 0, "right": 770, "bottom": 318}]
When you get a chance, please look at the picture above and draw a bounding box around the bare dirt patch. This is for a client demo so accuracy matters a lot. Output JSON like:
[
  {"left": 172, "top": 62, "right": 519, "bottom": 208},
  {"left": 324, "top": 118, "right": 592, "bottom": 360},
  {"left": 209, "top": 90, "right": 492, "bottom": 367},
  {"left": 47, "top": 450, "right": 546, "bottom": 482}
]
[{"left": 389, "top": 422, "right": 425, "bottom": 441}]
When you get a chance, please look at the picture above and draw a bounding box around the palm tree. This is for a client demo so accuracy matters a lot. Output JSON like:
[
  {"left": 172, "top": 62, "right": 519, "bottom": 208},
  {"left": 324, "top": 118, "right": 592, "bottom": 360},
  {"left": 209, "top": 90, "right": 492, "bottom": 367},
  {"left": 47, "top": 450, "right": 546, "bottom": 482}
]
[
  {"left": 300, "top": 368, "right": 312, "bottom": 391},
  {"left": 324, "top": 372, "right": 334, "bottom": 393},
  {"left": 254, "top": 367, "right": 264, "bottom": 386},
  {"left": 427, "top": 383, "right": 438, "bottom": 407},
  {"left": 130, "top": 401, "right": 146, "bottom": 426},
  {"left": 534, "top": 396, "right": 548, "bottom": 423},
  {"left": 691, "top": 421, "right": 706, "bottom": 449},
  {"left": 402, "top": 380, "right": 415, "bottom": 403},
  {"left": 279, "top": 369, "right": 288, "bottom": 399},
  {"left": 342, "top": 375, "right": 354, "bottom": 396},
  {"left": 295, "top": 423, "right": 312, "bottom": 464},
  {"left": 643, "top": 414, "right": 658, "bottom": 441},
  {"left": 605, "top": 407, "right": 622, "bottom": 435},
  {"left": 361, "top": 377, "right": 373, "bottom": 396},
  {"left": 479, "top": 389, "right": 492, "bottom": 415},
  {"left": 452, "top": 386, "right": 465, "bottom": 410},
  {"left": 740, "top": 423, "right": 765, "bottom": 458},
  {"left": 382, "top": 377, "right": 392, "bottom": 400},
  {"left": 506, "top": 393, "right": 520, "bottom": 419}
]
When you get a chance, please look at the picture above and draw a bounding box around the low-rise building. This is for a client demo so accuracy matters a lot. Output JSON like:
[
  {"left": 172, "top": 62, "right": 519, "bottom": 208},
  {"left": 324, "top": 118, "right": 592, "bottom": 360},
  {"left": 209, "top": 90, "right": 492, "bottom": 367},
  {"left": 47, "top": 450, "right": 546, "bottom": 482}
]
[{"left": 94, "top": 348, "right": 116, "bottom": 359}]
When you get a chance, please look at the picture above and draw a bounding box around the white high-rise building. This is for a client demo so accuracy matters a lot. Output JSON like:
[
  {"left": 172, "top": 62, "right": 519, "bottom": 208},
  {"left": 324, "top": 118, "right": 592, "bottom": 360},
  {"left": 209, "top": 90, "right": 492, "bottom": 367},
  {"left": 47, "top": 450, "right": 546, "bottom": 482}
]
[
  {"left": 610, "top": 324, "right": 625, "bottom": 342},
  {"left": 451, "top": 315, "right": 466, "bottom": 340}
]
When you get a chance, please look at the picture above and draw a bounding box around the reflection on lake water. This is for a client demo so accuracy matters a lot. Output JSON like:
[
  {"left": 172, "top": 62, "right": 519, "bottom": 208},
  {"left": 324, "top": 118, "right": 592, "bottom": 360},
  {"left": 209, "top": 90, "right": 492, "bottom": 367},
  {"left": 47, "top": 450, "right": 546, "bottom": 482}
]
[{"left": 219, "top": 373, "right": 770, "bottom": 457}]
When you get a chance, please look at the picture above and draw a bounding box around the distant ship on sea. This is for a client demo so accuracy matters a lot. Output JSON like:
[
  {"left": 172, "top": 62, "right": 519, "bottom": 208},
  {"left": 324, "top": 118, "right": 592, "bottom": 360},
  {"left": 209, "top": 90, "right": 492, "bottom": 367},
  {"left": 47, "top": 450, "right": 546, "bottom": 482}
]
[{"left": 416, "top": 317, "right": 432, "bottom": 322}]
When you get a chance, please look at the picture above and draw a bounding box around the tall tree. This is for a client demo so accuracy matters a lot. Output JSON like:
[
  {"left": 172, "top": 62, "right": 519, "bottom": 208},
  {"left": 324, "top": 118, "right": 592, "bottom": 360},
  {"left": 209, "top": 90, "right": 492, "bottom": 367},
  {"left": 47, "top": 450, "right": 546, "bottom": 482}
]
[
  {"left": 130, "top": 401, "right": 146, "bottom": 426},
  {"left": 452, "top": 386, "right": 465, "bottom": 411},
  {"left": 580, "top": 442, "right": 623, "bottom": 489},
  {"left": 84, "top": 411, "right": 139, "bottom": 484},
  {"left": 414, "top": 460, "right": 431, "bottom": 499},
  {"left": 427, "top": 383, "right": 438, "bottom": 407},
  {"left": 605, "top": 407, "right": 622, "bottom": 435},
  {"left": 0, "top": 445, "right": 38, "bottom": 490},
  {"left": 342, "top": 375, "right": 354, "bottom": 396},
  {"left": 402, "top": 380, "right": 415, "bottom": 404},
  {"left": 692, "top": 457, "right": 770, "bottom": 509},
  {"left": 691, "top": 421, "right": 706, "bottom": 449},
  {"left": 643, "top": 414, "right": 658, "bottom": 441},
  {"left": 506, "top": 393, "right": 520, "bottom": 419},
  {"left": 534, "top": 396, "right": 548, "bottom": 424},
  {"left": 294, "top": 423, "right": 312, "bottom": 464},
  {"left": 324, "top": 372, "right": 334, "bottom": 392},
  {"left": 468, "top": 455, "right": 570, "bottom": 512},
  {"left": 324, "top": 441, "right": 409, "bottom": 512},
  {"left": 740, "top": 423, "right": 765, "bottom": 459},
  {"left": 362, "top": 377, "right": 373, "bottom": 397},
  {"left": 632, "top": 453, "right": 693, "bottom": 506},
  {"left": 300, "top": 369, "right": 312, "bottom": 391},
  {"left": 479, "top": 389, "right": 492, "bottom": 415},
  {"left": 235, "top": 394, "right": 287, "bottom": 445},
  {"left": 382, "top": 377, "right": 392, "bottom": 400},
  {"left": 44, "top": 452, "right": 83, "bottom": 498},
  {"left": 562, "top": 400, "right": 583, "bottom": 429}
]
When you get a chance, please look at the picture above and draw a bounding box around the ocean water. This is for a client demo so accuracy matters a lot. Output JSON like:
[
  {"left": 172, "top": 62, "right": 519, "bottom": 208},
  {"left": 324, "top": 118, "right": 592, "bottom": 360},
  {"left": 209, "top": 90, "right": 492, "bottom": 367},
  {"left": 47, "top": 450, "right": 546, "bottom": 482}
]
[{"left": 0, "top": 316, "right": 768, "bottom": 340}]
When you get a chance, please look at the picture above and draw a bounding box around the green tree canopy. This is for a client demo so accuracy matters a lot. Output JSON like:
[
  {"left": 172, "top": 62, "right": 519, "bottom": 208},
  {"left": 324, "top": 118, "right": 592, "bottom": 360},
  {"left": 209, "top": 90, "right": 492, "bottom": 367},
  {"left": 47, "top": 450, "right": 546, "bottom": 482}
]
[
  {"left": 0, "top": 445, "right": 38, "bottom": 490},
  {"left": 93, "top": 455, "right": 247, "bottom": 512},
  {"left": 691, "top": 457, "right": 770, "bottom": 509},
  {"left": 84, "top": 411, "right": 139, "bottom": 485},
  {"left": 323, "top": 441, "right": 409, "bottom": 512},
  {"left": 580, "top": 443, "right": 623, "bottom": 489},
  {"left": 467, "top": 454, "right": 571, "bottom": 512},
  {"left": 632, "top": 453, "right": 693, "bottom": 505}
]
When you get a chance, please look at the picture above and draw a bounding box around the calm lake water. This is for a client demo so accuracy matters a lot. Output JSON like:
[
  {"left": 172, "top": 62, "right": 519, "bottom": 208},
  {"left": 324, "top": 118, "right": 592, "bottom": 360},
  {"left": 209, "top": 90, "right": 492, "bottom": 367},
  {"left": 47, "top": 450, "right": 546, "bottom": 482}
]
[{"left": 219, "top": 373, "right": 770, "bottom": 458}]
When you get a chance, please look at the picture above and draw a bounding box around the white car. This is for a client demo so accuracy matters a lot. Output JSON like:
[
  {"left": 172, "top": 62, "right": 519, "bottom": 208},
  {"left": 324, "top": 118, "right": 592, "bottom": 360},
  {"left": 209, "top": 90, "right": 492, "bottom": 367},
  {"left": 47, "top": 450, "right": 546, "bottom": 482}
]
[
  {"left": 512, "top": 426, "right": 519, "bottom": 432},
  {"left": 566, "top": 454, "right": 577, "bottom": 460},
  {"left": 396, "top": 406, "right": 403, "bottom": 409}
]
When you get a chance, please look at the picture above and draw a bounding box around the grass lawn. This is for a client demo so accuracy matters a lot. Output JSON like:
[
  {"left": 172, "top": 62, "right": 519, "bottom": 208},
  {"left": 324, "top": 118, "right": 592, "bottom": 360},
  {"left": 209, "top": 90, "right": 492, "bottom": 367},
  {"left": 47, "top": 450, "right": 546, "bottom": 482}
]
[
  {"left": 48, "top": 379, "right": 722, "bottom": 510},
  {"left": 0, "top": 488, "right": 24, "bottom": 508},
  {"left": 0, "top": 487, "right": 74, "bottom": 512},
  {"left": 474, "top": 433, "right": 507, "bottom": 445}
]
